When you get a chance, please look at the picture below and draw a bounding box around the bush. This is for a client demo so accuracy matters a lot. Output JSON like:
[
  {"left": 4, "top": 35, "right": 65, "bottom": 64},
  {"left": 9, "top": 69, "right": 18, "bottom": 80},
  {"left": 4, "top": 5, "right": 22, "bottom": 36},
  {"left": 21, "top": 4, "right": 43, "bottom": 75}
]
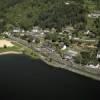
[
  {"left": 35, "top": 38, "right": 40, "bottom": 44},
  {"left": 4, "top": 45, "right": 7, "bottom": 48}
]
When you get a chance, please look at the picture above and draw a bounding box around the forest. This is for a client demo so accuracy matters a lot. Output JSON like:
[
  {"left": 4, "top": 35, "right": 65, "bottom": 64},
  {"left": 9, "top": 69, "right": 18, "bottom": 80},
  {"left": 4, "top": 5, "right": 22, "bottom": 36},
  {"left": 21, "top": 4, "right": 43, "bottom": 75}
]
[{"left": 0, "top": 0, "right": 100, "bottom": 32}]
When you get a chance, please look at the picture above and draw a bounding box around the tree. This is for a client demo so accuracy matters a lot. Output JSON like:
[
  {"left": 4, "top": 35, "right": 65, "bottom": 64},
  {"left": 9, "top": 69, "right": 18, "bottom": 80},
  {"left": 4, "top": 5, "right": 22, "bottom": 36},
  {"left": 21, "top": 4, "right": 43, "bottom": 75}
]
[{"left": 35, "top": 38, "right": 40, "bottom": 44}]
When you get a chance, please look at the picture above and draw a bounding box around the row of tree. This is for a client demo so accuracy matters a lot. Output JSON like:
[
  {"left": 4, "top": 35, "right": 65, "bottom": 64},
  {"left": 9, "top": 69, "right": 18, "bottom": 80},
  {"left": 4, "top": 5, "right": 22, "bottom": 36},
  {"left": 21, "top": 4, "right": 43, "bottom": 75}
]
[
  {"left": 0, "top": 0, "right": 100, "bottom": 32},
  {"left": 0, "top": 0, "right": 87, "bottom": 32}
]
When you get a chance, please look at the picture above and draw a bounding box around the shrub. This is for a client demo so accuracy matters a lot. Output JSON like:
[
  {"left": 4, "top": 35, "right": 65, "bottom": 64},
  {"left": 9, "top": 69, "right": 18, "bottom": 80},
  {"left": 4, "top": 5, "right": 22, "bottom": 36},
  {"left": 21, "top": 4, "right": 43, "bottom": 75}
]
[{"left": 4, "top": 45, "right": 7, "bottom": 48}]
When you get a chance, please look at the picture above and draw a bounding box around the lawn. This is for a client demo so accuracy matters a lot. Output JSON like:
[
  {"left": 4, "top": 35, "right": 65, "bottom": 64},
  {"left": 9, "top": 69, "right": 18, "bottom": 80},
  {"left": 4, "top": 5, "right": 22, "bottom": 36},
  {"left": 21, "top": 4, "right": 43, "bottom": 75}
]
[{"left": 0, "top": 39, "right": 39, "bottom": 59}]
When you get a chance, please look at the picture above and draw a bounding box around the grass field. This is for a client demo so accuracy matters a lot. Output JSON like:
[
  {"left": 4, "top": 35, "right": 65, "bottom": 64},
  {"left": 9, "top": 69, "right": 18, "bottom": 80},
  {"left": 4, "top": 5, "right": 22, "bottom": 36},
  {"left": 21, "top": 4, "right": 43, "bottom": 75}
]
[{"left": 0, "top": 38, "right": 39, "bottom": 59}]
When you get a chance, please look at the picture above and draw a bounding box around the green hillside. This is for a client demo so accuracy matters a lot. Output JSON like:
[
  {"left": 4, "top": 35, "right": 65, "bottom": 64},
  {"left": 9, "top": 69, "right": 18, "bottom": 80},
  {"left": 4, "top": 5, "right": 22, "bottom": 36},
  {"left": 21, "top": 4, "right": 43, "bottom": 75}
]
[{"left": 0, "top": 0, "right": 99, "bottom": 32}]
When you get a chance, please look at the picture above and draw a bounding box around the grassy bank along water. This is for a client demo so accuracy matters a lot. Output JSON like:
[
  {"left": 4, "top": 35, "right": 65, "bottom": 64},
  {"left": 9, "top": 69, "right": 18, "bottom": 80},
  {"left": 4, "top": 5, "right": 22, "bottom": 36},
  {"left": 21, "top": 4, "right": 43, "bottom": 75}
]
[
  {"left": 0, "top": 39, "right": 39, "bottom": 59},
  {"left": 1, "top": 37, "right": 100, "bottom": 81}
]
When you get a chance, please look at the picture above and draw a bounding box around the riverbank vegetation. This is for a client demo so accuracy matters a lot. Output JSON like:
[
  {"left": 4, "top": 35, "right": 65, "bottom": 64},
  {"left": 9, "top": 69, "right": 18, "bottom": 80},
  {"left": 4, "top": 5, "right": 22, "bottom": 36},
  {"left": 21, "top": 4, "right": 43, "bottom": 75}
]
[{"left": 0, "top": 38, "right": 39, "bottom": 59}]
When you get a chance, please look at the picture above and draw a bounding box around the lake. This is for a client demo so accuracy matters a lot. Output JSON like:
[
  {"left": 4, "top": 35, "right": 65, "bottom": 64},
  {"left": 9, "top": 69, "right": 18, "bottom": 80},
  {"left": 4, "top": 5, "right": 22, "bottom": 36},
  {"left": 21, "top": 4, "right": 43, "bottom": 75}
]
[{"left": 0, "top": 54, "right": 100, "bottom": 100}]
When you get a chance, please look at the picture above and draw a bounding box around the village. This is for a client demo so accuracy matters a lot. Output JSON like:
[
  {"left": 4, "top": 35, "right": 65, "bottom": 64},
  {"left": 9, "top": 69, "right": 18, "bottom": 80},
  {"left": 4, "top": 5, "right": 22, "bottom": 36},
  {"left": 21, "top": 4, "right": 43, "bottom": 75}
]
[
  {"left": 0, "top": 0, "right": 100, "bottom": 79},
  {"left": 1, "top": 23, "right": 100, "bottom": 71}
]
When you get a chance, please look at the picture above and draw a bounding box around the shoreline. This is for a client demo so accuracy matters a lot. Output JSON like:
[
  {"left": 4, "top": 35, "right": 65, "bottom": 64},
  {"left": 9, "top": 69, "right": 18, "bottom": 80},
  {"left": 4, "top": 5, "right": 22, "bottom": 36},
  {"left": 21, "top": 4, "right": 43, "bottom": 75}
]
[
  {"left": 0, "top": 49, "right": 100, "bottom": 81},
  {"left": 0, "top": 51, "right": 22, "bottom": 55},
  {"left": 38, "top": 55, "right": 100, "bottom": 81},
  {"left": 1, "top": 37, "right": 100, "bottom": 81}
]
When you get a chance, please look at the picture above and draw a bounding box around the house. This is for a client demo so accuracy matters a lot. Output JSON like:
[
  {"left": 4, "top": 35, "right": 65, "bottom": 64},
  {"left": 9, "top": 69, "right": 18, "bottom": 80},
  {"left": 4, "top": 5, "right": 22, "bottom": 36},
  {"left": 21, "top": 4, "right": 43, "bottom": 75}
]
[
  {"left": 44, "top": 28, "right": 50, "bottom": 33},
  {"left": 62, "top": 26, "right": 74, "bottom": 34},
  {"left": 62, "top": 51, "right": 73, "bottom": 60},
  {"left": 62, "top": 49, "right": 78, "bottom": 61},
  {"left": 2, "top": 32, "right": 11, "bottom": 36},
  {"left": 13, "top": 27, "right": 21, "bottom": 33},
  {"left": 88, "top": 14, "right": 100, "bottom": 18},
  {"left": 65, "top": 2, "right": 70, "bottom": 5},
  {"left": 32, "top": 26, "right": 41, "bottom": 33},
  {"left": 63, "top": 55, "right": 72, "bottom": 60},
  {"left": 58, "top": 42, "right": 64, "bottom": 48},
  {"left": 51, "top": 28, "right": 57, "bottom": 33},
  {"left": 22, "top": 29, "right": 25, "bottom": 33},
  {"left": 32, "top": 39, "right": 35, "bottom": 43},
  {"left": 61, "top": 45, "right": 67, "bottom": 50},
  {"left": 62, "top": 26, "right": 74, "bottom": 40},
  {"left": 86, "top": 64, "right": 100, "bottom": 69},
  {"left": 40, "top": 32, "right": 44, "bottom": 35},
  {"left": 69, "top": 35, "right": 72, "bottom": 40},
  {"left": 20, "top": 33, "right": 25, "bottom": 37},
  {"left": 88, "top": 11, "right": 100, "bottom": 18},
  {"left": 84, "top": 30, "right": 96, "bottom": 37},
  {"left": 84, "top": 30, "right": 90, "bottom": 35},
  {"left": 67, "top": 50, "right": 78, "bottom": 57},
  {"left": 73, "top": 37, "right": 80, "bottom": 41},
  {"left": 97, "top": 51, "right": 100, "bottom": 59},
  {"left": 59, "top": 32, "right": 63, "bottom": 35}
]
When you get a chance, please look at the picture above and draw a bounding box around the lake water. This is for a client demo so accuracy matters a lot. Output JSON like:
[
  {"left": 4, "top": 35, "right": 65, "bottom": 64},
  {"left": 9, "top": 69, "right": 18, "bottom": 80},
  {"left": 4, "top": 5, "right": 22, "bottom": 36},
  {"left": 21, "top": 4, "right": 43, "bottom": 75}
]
[{"left": 0, "top": 54, "right": 100, "bottom": 100}]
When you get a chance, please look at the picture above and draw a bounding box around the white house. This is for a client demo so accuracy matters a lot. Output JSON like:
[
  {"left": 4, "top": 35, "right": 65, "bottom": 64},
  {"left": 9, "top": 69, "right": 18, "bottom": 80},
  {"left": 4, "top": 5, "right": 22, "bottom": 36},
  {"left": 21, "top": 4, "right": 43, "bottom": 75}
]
[
  {"left": 3, "top": 32, "right": 11, "bottom": 36},
  {"left": 32, "top": 39, "right": 35, "bottom": 43},
  {"left": 44, "top": 29, "right": 50, "bottom": 33},
  {"left": 59, "top": 32, "right": 63, "bottom": 35},
  {"left": 88, "top": 11, "right": 100, "bottom": 18},
  {"left": 40, "top": 32, "right": 44, "bottom": 35},
  {"left": 32, "top": 26, "right": 41, "bottom": 33},
  {"left": 62, "top": 26, "right": 74, "bottom": 33},
  {"left": 22, "top": 29, "right": 25, "bottom": 33},
  {"left": 32, "top": 28, "right": 38, "bottom": 33},
  {"left": 13, "top": 27, "right": 21, "bottom": 33},
  {"left": 64, "top": 55, "right": 72, "bottom": 60},
  {"left": 97, "top": 53, "right": 100, "bottom": 59},
  {"left": 73, "top": 37, "right": 80, "bottom": 41},
  {"left": 86, "top": 64, "right": 100, "bottom": 69},
  {"left": 65, "top": 2, "right": 70, "bottom": 5},
  {"left": 20, "top": 33, "right": 25, "bottom": 37},
  {"left": 67, "top": 50, "right": 78, "bottom": 57},
  {"left": 61, "top": 45, "right": 67, "bottom": 50},
  {"left": 84, "top": 30, "right": 90, "bottom": 35},
  {"left": 69, "top": 35, "right": 72, "bottom": 40},
  {"left": 51, "top": 28, "right": 56, "bottom": 33}
]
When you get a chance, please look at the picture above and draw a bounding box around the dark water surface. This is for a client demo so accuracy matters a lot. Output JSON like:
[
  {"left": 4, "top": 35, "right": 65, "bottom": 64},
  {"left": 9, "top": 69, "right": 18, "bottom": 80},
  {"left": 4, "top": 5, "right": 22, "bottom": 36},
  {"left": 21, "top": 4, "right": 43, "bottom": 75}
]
[{"left": 0, "top": 54, "right": 100, "bottom": 100}]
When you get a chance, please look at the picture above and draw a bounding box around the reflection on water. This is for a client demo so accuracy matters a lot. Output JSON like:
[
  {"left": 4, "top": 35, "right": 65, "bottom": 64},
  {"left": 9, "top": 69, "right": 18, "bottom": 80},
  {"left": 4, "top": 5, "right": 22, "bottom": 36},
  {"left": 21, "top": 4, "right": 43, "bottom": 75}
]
[{"left": 0, "top": 54, "right": 100, "bottom": 99}]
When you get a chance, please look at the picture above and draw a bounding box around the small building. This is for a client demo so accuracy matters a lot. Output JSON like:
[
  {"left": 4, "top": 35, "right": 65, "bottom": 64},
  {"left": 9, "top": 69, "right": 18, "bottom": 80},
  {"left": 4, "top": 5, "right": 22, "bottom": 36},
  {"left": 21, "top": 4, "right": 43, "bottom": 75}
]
[
  {"left": 63, "top": 55, "right": 72, "bottom": 60},
  {"left": 88, "top": 11, "right": 100, "bottom": 18},
  {"left": 84, "top": 30, "right": 96, "bottom": 38},
  {"left": 44, "top": 28, "right": 50, "bottom": 33},
  {"left": 69, "top": 35, "right": 72, "bottom": 40},
  {"left": 2, "top": 32, "right": 11, "bottom": 36},
  {"left": 32, "top": 26, "right": 41, "bottom": 33},
  {"left": 65, "top": 2, "right": 70, "bottom": 5},
  {"left": 59, "top": 32, "right": 63, "bottom": 35},
  {"left": 97, "top": 51, "right": 100, "bottom": 59},
  {"left": 86, "top": 64, "right": 100, "bottom": 69},
  {"left": 84, "top": 30, "right": 90, "bottom": 35},
  {"left": 51, "top": 28, "right": 57, "bottom": 33},
  {"left": 62, "top": 49, "right": 78, "bottom": 61},
  {"left": 20, "top": 33, "right": 25, "bottom": 37},
  {"left": 40, "top": 32, "right": 44, "bottom": 35},
  {"left": 88, "top": 14, "right": 100, "bottom": 18},
  {"left": 62, "top": 26, "right": 74, "bottom": 33},
  {"left": 32, "top": 39, "right": 36, "bottom": 43},
  {"left": 61, "top": 45, "right": 67, "bottom": 50},
  {"left": 73, "top": 37, "right": 80, "bottom": 41},
  {"left": 67, "top": 50, "right": 78, "bottom": 57},
  {"left": 12, "top": 27, "right": 21, "bottom": 33},
  {"left": 22, "top": 29, "right": 25, "bottom": 33}
]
